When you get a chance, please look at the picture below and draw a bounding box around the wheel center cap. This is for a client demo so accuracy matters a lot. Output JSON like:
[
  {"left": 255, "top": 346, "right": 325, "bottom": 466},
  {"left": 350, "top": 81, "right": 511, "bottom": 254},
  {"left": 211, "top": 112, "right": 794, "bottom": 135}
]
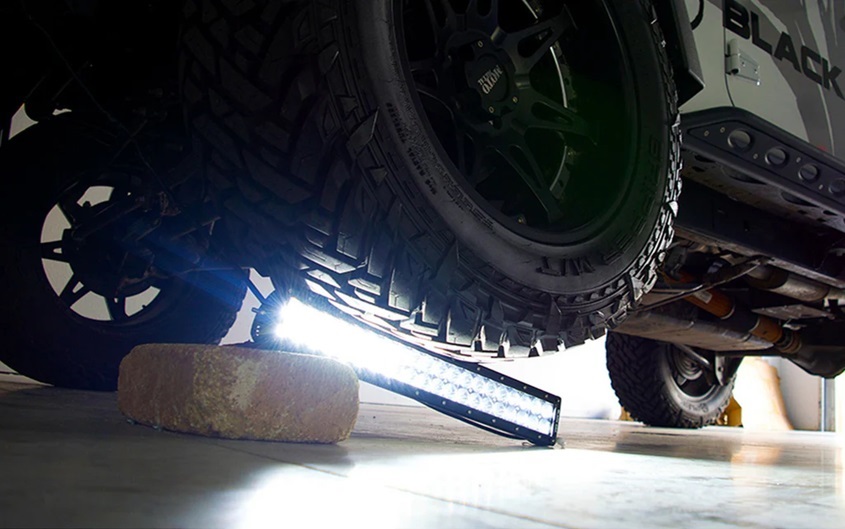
[
  {"left": 62, "top": 225, "right": 153, "bottom": 298},
  {"left": 468, "top": 55, "right": 510, "bottom": 103}
]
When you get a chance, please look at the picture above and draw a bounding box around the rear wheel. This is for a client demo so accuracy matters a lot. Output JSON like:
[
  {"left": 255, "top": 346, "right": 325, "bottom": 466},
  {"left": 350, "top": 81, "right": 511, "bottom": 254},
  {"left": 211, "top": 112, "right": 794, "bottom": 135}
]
[
  {"left": 181, "top": 0, "right": 681, "bottom": 358},
  {"left": 0, "top": 116, "right": 247, "bottom": 390},
  {"left": 606, "top": 333, "right": 737, "bottom": 428}
]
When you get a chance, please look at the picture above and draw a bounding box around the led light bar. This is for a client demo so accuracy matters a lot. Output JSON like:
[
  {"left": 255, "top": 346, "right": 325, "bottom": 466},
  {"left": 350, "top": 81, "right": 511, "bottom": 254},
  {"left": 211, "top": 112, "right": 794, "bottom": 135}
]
[{"left": 267, "top": 297, "right": 561, "bottom": 446}]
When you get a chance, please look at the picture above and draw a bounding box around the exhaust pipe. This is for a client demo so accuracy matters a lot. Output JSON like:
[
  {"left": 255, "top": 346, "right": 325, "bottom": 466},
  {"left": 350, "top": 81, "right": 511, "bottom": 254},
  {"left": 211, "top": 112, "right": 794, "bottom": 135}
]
[
  {"left": 743, "top": 265, "right": 845, "bottom": 304},
  {"left": 618, "top": 270, "right": 845, "bottom": 378},
  {"left": 673, "top": 272, "right": 845, "bottom": 377},
  {"left": 669, "top": 271, "right": 800, "bottom": 353}
]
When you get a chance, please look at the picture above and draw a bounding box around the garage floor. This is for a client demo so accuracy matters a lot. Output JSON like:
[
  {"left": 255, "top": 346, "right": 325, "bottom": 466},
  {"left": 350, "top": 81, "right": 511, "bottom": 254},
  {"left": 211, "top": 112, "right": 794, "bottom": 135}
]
[{"left": 1, "top": 376, "right": 843, "bottom": 529}]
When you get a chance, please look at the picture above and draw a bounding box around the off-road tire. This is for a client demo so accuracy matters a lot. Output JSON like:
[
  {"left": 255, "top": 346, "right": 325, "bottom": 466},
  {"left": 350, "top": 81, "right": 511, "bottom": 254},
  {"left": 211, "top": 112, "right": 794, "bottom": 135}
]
[
  {"left": 0, "top": 116, "right": 247, "bottom": 391},
  {"left": 181, "top": 0, "right": 682, "bottom": 357},
  {"left": 606, "top": 333, "right": 736, "bottom": 428}
]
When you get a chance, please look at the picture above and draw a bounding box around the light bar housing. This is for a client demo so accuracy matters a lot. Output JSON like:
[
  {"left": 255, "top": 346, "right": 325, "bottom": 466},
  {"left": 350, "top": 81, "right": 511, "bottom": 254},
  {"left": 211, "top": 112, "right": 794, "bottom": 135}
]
[{"left": 253, "top": 295, "right": 561, "bottom": 446}]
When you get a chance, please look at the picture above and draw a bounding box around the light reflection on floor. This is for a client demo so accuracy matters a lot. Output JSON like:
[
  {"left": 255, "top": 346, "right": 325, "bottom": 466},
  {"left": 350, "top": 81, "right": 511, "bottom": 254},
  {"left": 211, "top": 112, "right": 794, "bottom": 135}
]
[{"left": 1, "top": 379, "right": 843, "bottom": 529}]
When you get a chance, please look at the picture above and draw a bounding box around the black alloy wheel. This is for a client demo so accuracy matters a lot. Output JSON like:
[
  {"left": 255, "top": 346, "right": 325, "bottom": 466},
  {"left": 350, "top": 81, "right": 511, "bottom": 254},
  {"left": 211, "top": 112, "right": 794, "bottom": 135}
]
[
  {"left": 665, "top": 345, "right": 720, "bottom": 400},
  {"left": 0, "top": 116, "right": 246, "bottom": 390},
  {"left": 41, "top": 177, "right": 168, "bottom": 324},
  {"left": 402, "top": 0, "right": 628, "bottom": 240}
]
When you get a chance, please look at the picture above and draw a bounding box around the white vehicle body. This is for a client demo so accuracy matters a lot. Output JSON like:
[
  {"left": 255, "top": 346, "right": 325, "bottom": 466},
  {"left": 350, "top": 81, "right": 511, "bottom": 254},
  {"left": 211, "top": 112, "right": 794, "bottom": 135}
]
[{"left": 682, "top": 0, "right": 845, "bottom": 158}]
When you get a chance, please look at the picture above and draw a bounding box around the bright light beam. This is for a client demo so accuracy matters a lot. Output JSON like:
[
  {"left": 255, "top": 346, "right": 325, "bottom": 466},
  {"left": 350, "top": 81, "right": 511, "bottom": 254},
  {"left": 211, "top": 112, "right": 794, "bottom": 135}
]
[{"left": 273, "top": 298, "right": 561, "bottom": 445}]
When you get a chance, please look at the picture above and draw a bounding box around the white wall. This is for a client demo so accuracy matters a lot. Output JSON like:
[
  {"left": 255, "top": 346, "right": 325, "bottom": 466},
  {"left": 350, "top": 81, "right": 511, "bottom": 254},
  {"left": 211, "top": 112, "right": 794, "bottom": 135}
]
[
  {"left": 768, "top": 358, "right": 822, "bottom": 431},
  {"left": 492, "top": 340, "right": 619, "bottom": 420},
  {"left": 838, "top": 376, "right": 845, "bottom": 435}
]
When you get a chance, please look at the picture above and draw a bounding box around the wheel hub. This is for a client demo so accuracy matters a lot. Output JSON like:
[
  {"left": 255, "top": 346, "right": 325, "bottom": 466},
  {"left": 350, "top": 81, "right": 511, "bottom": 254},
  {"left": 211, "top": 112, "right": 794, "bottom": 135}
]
[
  {"left": 465, "top": 43, "right": 518, "bottom": 116},
  {"left": 667, "top": 347, "right": 718, "bottom": 399},
  {"left": 428, "top": 4, "right": 544, "bottom": 128},
  {"left": 673, "top": 352, "right": 704, "bottom": 382},
  {"left": 61, "top": 225, "right": 154, "bottom": 299}
]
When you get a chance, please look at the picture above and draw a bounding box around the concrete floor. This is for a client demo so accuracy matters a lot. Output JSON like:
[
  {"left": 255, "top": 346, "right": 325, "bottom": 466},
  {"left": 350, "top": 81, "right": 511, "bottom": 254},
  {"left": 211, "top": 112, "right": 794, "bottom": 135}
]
[{"left": 1, "top": 376, "right": 844, "bottom": 529}]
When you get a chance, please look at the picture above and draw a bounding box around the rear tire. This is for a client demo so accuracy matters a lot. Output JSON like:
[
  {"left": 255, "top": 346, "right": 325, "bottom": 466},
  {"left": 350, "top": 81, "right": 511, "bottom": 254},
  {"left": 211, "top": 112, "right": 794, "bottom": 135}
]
[
  {"left": 606, "top": 333, "right": 736, "bottom": 428},
  {"left": 0, "top": 117, "right": 247, "bottom": 390},
  {"left": 181, "top": 0, "right": 681, "bottom": 357}
]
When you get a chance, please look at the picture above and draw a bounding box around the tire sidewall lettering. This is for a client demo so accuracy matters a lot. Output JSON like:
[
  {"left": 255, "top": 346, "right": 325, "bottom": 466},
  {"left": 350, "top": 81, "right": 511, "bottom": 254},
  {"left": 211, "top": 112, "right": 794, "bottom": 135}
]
[{"left": 356, "top": 0, "right": 675, "bottom": 295}]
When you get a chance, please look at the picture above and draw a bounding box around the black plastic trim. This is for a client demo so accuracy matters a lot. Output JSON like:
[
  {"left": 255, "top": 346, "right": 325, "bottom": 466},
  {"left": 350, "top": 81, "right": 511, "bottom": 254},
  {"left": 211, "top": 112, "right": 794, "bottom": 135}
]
[
  {"left": 655, "top": 0, "right": 705, "bottom": 105},
  {"left": 682, "top": 107, "right": 845, "bottom": 217}
]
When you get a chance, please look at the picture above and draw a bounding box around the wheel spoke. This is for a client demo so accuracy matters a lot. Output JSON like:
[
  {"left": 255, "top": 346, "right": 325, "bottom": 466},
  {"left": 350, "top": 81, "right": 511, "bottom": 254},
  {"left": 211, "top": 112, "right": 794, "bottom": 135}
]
[
  {"left": 467, "top": 0, "right": 499, "bottom": 16},
  {"left": 548, "top": 162, "right": 571, "bottom": 201},
  {"left": 467, "top": 150, "right": 495, "bottom": 186},
  {"left": 456, "top": 133, "right": 470, "bottom": 176},
  {"left": 410, "top": 58, "right": 441, "bottom": 94},
  {"left": 524, "top": 93, "right": 598, "bottom": 144},
  {"left": 450, "top": 120, "right": 474, "bottom": 176},
  {"left": 685, "top": 376, "right": 708, "bottom": 397},
  {"left": 106, "top": 296, "right": 128, "bottom": 322},
  {"left": 41, "top": 241, "right": 70, "bottom": 263},
  {"left": 421, "top": 0, "right": 458, "bottom": 32},
  {"left": 53, "top": 182, "right": 91, "bottom": 226},
  {"left": 466, "top": 0, "right": 499, "bottom": 27},
  {"left": 504, "top": 9, "right": 575, "bottom": 73},
  {"left": 417, "top": 87, "right": 454, "bottom": 118},
  {"left": 108, "top": 185, "right": 131, "bottom": 202},
  {"left": 58, "top": 275, "right": 90, "bottom": 308},
  {"left": 410, "top": 58, "right": 438, "bottom": 75},
  {"left": 438, "top": 0, "right": 457, "bottom": 27},
  {"left": 421, "top": 0, "right": 442, "bottom": 35},
  {"left": 675, "top": 374, "right": 689, "bottom": 388},
  {"left": 57, "top": 197, "right": 84, "bottom": 226},
  {"left": 417, "top": 87, "right": 474, "bottom": 177},
  {"left": 496, "top": 142, "right": 564, "bottom": 224}
]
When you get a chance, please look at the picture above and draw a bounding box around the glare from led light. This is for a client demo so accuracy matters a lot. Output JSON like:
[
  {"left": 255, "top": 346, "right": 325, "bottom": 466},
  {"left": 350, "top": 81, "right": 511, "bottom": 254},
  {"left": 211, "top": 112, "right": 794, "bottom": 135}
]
[{"left": 274, "top": 298, "right": 558, "bottom": 437}]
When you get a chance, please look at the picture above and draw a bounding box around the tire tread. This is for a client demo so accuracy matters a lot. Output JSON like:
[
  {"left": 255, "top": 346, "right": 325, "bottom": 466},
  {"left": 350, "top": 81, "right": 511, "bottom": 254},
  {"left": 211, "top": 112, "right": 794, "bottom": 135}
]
[
  {"left": 181, "top": 0, "right": 682, "bottom": 358},
  {"left": 606, "top": 333, "right": 735, "bottom": 428}
]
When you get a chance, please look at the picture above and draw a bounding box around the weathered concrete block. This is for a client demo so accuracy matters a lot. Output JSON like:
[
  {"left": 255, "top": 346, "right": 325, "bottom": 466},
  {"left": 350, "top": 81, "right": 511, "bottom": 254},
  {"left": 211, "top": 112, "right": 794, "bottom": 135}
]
[{"left": 118, "top": 344, "right": 358, "bottom": 444}]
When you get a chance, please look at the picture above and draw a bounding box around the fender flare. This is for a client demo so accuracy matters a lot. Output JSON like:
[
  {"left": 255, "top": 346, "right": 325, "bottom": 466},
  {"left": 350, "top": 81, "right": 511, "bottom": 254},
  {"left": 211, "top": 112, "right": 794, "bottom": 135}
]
[{"left": 654, "top": 0, "right": 705, "bottom": 105}]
